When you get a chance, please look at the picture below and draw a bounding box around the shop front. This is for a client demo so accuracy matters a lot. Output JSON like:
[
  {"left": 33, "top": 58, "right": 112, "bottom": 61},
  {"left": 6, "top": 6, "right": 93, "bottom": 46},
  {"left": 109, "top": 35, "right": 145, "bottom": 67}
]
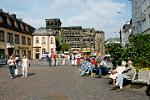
[
  {"left": 7, "top": 43, "right": 14, "bottom": 57},
  {"left": 0, "top": 49, "right": 6, "bottom": 64}
]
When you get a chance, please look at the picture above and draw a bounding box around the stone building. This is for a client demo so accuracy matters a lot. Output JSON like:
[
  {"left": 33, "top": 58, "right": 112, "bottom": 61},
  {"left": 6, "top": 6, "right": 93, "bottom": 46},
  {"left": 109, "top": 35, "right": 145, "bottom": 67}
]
[
  {"left": 45, "top": 18, "right": 104, "bottom": 55},
  {"left": 0, "top": 9, "right": 35, "bottom": 64},
  {"left": 95, "top": 31, "right": 105, "bottom": 56},
  {"left": 33, "top": 27, "right": 56, "bottom": 59},
  {"left": 131, "top": 0, "right": 150, "bottom": 34}
]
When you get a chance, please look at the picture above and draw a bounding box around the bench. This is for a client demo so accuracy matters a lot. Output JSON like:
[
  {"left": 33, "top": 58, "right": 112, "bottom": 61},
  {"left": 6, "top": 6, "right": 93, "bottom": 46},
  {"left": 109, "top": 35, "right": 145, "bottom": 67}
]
[
  {"left": 132, "top": 70, "right": 150, "bottom": 85},
  {"left": 128, "top": 70, "right": 150, "bottom": 96}
]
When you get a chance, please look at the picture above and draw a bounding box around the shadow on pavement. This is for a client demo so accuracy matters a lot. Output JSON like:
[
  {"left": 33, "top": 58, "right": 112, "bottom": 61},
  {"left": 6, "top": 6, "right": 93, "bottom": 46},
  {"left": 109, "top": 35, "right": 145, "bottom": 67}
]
[{"left": 16, "top": 73, "right": 36, "bottom": 78}]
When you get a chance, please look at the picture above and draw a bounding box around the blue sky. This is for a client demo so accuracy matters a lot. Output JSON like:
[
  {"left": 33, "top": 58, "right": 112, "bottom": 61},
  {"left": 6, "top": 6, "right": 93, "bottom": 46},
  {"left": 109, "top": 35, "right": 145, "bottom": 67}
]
[{"left": 0, "top": 0, "right": 131, "bottom": 39}]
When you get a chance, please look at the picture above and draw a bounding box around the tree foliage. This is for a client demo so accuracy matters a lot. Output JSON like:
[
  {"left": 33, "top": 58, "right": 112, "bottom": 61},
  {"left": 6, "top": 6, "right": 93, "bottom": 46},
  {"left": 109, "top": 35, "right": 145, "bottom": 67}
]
[
  {"left": 61, "top": 42, "right": 70, "bottom": 52},
  {"left": 55, "top": 34, "right": 61, "bottom": 51},
  {"left": 105, "top": 34, "right": 150, "bottom": 69}
]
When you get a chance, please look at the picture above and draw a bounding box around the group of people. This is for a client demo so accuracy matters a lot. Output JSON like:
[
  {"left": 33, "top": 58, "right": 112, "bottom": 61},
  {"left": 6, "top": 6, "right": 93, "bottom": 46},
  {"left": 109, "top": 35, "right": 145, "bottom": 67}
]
[
  {"left": 7, "top": 55, "right": 30, "bottom": 79},
  {"left": 46, "top": 53, "right": 71, "bottom": 66},
  {"left": 79, "top": 56, "right": 136, "bottom": 91},
  {"left": 79, "top": 56, "right": 113, "bottom": 77},
  {"left": 110, "top": 60, "right": 136, "bottom": 91}
]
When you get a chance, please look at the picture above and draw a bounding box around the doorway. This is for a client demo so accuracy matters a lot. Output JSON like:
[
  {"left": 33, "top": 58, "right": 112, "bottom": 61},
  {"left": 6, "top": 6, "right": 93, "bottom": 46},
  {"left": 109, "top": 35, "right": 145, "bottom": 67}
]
[
  {"left": 35, "top": 53, "right": 40, "bottom": 59},
  {"left": 8, "top": 48, "right": 14, "bottom": 57}
]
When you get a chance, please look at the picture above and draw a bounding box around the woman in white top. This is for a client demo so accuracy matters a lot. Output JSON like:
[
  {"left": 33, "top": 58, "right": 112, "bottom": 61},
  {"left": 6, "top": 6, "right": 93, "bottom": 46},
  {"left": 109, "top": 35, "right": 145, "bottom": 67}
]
[
  {"left": 22, "top": 56, "right": 29, "bottom": 78},
  {"left": 109, "top": 61, "right": 126, "bottom": 86},
  {"left": 7, "top": 56, "right": 15, "bottom": 79}
]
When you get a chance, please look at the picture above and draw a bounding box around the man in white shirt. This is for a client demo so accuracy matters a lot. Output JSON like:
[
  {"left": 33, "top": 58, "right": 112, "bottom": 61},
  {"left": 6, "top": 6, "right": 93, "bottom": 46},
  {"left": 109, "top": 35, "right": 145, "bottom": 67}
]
[{"left": 22, "top": 56, "right": 29, "bottom": 78}]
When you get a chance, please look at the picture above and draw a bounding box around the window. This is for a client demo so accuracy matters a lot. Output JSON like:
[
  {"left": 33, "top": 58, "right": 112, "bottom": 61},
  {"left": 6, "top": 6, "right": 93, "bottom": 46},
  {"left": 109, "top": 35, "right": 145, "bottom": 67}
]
[
  {"left": 36, "top": 48, "right": 39, "bottom": 52},
  {"left": 22, "top": 36, "right": 26, "bottom": 45},
  {"left": 15, "top": 50, "right": 20, "bottom": 56},
  {"left": 27, "top": 37, "right": 31, "bottom": 45},
  {"left": 42, "top": 48, "right": 46, "bottom": 54},
  {"left": 20, "top": 23, "right": 24, "bottom": 30},
  {"left": 7, "top": 18, "right": 12, "bottom": 26},
  {"left": 51, "top": 48, "right": 54, "bottom": 53},
  {"left": 0, "top": 31, "right": 4, "bottom": 42},
  {"left": 14, "top": 21, "right": 19, "bottom": 28},
  {"left": 35, "top": 37, "right": 39, "bottom": 43},
  {"left": 26, "top": 26, "right": 29, "bottom": 31},
  {"left": 0, "top": 16, "right": 3, "bottom": 23},
  {"left": 15, "top": 34, "right": 20, "bottom": 44},
  {"left": 51, "top": 37, "right": 54, "bottom": 44},
  {"left": 22, "top": 50, "right": 26, "bottom": 56},
  {"left": 7, "top": 32, "right": 13, "bottom": 43},
  {"left": 42, "top": 37, "right": 46, "bottom": 44}
]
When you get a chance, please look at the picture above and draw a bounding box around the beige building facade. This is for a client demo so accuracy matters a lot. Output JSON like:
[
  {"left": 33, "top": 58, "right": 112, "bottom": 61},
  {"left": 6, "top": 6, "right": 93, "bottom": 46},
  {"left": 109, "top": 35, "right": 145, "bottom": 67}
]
[
  {"left": 0, "top": 9, "right": 35, "bottom": 64},
  {"left": 33, "top": 27, "right": 56, "bottom": 59}
]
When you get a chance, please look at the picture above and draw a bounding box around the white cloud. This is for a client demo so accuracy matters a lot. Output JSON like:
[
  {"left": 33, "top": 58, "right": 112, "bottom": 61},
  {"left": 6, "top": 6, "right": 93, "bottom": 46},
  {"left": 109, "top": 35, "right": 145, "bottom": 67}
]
[{"left": 1, "top": 0, "right": 130, "bottom": 39}]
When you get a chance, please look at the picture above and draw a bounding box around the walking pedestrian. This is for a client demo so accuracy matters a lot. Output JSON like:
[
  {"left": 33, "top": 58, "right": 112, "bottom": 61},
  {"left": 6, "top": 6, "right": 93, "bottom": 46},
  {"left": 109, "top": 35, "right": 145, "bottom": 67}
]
[
  {"left": 46, "top": 55, "right": 51, "bottom": 66},
  {"left": 21, "top": 56, "right": 30, "bottom": 78},
  {"left": 15, "top": 55, "right": 20, "bottom": 68},
  {"left": 7, "top": 55, "right": 15, "bottom": 79}
]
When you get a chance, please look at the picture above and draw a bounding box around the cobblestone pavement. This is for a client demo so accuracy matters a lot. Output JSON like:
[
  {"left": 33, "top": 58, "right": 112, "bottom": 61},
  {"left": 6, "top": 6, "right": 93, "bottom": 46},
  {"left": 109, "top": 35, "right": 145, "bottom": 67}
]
[{"left": 0, "top": 62, "right": 149, "bottom": 100}]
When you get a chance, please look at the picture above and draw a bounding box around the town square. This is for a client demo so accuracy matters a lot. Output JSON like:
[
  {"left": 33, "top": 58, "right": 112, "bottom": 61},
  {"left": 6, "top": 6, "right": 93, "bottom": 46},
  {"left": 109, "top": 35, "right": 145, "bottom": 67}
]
[{"left": 0, "top": 0, "right": 150, "bottom": 100}]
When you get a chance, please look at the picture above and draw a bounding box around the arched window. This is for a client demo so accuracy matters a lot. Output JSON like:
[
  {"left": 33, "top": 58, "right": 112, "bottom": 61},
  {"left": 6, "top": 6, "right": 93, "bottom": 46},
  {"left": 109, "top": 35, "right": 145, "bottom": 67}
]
[
  {"left": 42, "top": 37, "right": 46, "bottom": 44},
  {"left": 0, "top": 16, "right": 3, "bottom": 23},
  {"left": 51, "top": 48, "right": 54, "bottom": 53},
  {"left": 35, "top": 37, "right": 39, "bottom": 43},
  {"left": 36, "top": 48, "right": 39, "bottom": 52},
  {"left": 51, "top": 37, "right": 54, "bottom": 44},
  {"left": 42, "top": 48, "right": 46, "bottom": 54}
]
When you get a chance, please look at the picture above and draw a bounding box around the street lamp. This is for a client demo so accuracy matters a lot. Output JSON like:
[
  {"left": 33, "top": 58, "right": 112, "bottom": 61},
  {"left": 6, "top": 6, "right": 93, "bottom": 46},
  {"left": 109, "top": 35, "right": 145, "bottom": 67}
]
[{"left": 117, "top": 11, "right": 124, "bottom": 47}]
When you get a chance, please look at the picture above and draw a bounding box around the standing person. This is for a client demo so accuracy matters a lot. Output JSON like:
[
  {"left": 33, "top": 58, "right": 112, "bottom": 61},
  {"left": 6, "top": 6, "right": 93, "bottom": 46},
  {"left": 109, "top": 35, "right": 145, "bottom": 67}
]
[
  {"left": 7, "top": 55, "right": 15, "bottom": 79},
  {"left": 46, "top": 55, "right": 51, "bottom": 67},
  {"left": 50, "top": 52, "right": 56, "bottom": 66},
  {"left": 21, "top": 56, "right": 30, "bottom": 78},
  {"left": 15, "top": 55, "right": 20, "bottom": 68}
]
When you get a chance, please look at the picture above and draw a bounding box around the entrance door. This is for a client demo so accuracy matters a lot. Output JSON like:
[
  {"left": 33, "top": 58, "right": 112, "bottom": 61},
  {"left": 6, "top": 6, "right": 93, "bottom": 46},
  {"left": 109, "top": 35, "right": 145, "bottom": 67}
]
[
  {"left": 8, "top": 48, "right": 14, "bottom": 57},
  {"left": 35, "top": 53, "right": 40, "bottom": 59}
]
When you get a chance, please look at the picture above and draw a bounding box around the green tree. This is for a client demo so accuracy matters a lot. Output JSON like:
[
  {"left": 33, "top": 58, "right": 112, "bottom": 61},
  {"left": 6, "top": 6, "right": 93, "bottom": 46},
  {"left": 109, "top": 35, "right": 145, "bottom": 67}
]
[
  {"left": 61, "top": 42, "right": 70, "bottom": 52},
  {"left": 105, "top": 43, "right": 123, "bottom": 65},
  {"left": 127, "top": 34, "right": 150, "bottom": 69},
  {"left": 105, "top": 34, "right": 150, "bottom": 69},
  {"left": 55, "top": 34, "right": 61, "bottom": 51}
]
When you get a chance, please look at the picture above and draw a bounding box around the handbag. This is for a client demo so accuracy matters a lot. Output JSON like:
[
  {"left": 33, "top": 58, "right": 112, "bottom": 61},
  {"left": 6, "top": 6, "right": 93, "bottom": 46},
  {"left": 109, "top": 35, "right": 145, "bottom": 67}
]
[{"left": 15, "top": 69, "right": 19, "bottom": 75}]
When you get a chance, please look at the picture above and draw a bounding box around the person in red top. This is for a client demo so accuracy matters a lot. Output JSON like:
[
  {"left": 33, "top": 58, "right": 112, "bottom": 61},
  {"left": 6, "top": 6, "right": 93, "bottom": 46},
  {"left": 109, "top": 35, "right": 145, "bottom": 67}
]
[
  {"left": 91, "top": 58, "right": 97, "bottom": 67},
  {"left": 91, "top": 58, "right": 98, "bottom": 77},
  {"left": 77, "top": 56, "right": 80, "bottom": 66},
  {"left": 50, "top": 52, "right": 57, "bottom": 66}
]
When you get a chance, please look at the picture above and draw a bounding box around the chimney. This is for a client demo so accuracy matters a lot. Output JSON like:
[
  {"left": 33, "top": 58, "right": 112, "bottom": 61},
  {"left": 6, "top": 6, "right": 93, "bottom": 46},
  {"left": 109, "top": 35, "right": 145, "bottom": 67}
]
[
  {"left": 0, "top": 9, "right": 3, "bottom": 12},
  {"left": 11, "top": 14, "right": 16, "bottom": 19}
]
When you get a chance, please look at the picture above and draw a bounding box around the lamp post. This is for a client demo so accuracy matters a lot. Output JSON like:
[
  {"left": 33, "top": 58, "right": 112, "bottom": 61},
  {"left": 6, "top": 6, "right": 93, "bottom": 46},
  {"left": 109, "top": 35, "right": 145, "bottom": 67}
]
[{"left": 117, "top": 11, "right": 124, "bottom": 47}]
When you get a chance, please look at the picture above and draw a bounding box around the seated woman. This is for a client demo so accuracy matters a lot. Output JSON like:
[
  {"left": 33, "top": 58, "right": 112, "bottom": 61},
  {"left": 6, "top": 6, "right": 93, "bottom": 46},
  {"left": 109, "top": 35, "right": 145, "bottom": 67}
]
[
  {"left": 98, "top": 57, "right": 113, "bottom": 77},
  {"left": 86, "top": 58, "right": 97, "bottom": 74},
  {"left": 109, "top": 61, "right": 127, "bottom": 86},
  {"left": 80, "top": 58, "right": 92, "bottom": 76}
]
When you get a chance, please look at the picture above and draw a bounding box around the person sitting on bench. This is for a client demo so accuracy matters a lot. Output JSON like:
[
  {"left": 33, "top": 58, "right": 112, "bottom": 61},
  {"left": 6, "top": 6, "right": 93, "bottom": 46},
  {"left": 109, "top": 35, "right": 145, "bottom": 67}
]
[{"left": 111, "top": 60, "right": 136, "bottom": 91}]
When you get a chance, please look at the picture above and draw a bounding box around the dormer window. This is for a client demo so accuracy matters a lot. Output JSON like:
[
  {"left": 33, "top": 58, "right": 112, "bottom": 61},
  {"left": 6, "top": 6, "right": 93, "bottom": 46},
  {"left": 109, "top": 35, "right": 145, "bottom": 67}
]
[
  {"left": 14, "top": 21, "right": 18, "bottom": 28},
  {"left": 0, "top": 16, "right": 3, "bottom": 23},
  {"left": 20, "top": 23, "right": 24, "bottom": 30},
  {"left": 26, "top": 26, "right": 29, "bottom": 31},
  {"left": 7, "top": 18, "right": 12, "bottom": 26}
]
